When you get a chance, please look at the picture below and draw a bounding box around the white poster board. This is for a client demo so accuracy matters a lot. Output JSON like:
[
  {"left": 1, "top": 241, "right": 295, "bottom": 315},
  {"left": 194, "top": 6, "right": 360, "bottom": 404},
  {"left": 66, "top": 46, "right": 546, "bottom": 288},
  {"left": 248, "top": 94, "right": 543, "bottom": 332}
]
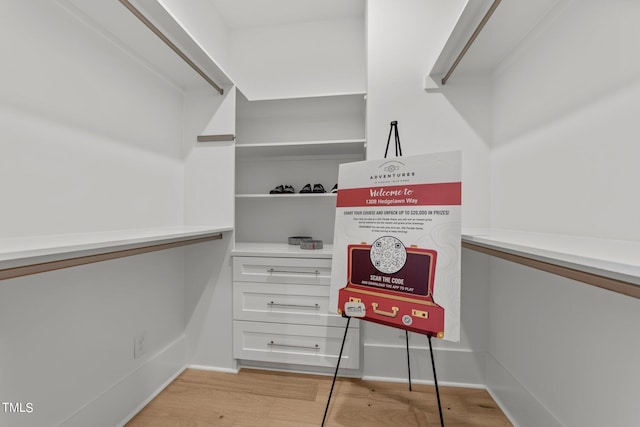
[{"left": 330, "top": 151, "right": 462, "bottom": 341}]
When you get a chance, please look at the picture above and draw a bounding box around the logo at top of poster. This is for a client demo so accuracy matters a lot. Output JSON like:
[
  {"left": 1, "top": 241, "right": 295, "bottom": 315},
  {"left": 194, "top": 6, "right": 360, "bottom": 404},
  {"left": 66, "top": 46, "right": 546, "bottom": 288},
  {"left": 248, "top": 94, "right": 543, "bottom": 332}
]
[
  {"left": 370, "top": 160, "right": 416, "bottom": 184},
  {"left": 383, "top": 163, "right": 401, "bottom": 173}
]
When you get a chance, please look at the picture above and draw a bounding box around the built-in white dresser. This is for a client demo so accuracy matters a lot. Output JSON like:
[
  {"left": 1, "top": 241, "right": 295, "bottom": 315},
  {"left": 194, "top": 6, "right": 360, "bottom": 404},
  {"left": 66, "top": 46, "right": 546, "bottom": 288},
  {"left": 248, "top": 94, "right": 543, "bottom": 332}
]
[{"left": 232, "top": 244, "right": 359, "bottom": 371}]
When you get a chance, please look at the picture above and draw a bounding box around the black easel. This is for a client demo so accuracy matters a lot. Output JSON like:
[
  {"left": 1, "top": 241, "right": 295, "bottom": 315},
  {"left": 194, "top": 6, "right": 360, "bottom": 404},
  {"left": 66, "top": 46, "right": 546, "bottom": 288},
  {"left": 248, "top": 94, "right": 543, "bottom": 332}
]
[
  {"left": 385, "top": 120, "right": 403, "bottom": 158},
  {"left": 321, "top": 121, "right": 445, "bottom": 427},
  {"left": 321, "top": 318, "right": 444, "bottom": 426},
  {"left": 321, "top": 315, "right": 351, "bottom": 427}
]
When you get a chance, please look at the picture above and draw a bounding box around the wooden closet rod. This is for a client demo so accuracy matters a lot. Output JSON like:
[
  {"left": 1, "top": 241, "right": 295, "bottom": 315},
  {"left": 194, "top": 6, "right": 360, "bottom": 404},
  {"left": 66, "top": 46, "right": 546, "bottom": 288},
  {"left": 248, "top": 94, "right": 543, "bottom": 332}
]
[
  {"left": 441, "top": 0, "right": 502, "bottom": 85},
  {"left": 118, "top": 0, "right": 224, "bottom": 95},
  {"left": 197, "top": 134, "right": 236, "bottom": 142}
]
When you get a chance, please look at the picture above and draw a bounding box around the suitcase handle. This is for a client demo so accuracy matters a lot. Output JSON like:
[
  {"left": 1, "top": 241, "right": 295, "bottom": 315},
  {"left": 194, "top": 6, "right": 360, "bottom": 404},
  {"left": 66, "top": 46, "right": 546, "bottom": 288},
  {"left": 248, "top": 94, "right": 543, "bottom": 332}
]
[{"left": 371, "top": 303, "right": 399, "bottom": 318}]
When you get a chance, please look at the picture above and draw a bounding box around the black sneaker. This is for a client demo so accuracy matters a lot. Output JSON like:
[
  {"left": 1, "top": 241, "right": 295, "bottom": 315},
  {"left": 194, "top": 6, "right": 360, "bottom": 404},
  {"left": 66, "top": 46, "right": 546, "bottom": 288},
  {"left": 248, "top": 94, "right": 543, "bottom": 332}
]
[
  {"left": 283, "top": 185, "right": 295, "bottom": 194},
  {"left": 269, "top": 185, "right": 284, "bottom": 194},
  {"left": 331, "top": 184, "right": 338, "bottom": 193},
  {"left": 300, "top": 183, "right": 312, "bottom": 193},
  {"left": 312, "top": 184, "right": 326, "bottom": 193}
]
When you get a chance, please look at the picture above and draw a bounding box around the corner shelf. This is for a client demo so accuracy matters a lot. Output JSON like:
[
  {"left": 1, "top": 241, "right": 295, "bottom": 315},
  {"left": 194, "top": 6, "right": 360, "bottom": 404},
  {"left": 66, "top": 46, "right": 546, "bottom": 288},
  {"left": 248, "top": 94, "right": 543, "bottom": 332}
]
[{"left": 462, "top": 228, "right": 640, "bottom": 298}]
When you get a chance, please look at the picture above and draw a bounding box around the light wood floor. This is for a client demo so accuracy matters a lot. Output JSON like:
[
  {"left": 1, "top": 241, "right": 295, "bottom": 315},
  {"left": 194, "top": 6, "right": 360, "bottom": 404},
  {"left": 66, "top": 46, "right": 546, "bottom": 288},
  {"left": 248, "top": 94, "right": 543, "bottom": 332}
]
[{"left": 126, "top": 368, "right": 512, "bottom": 427}]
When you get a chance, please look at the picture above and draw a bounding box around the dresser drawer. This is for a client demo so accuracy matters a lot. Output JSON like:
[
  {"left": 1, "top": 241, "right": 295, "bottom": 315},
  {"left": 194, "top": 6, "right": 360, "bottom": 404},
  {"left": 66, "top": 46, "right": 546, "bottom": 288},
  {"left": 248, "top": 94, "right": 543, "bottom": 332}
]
[
  {"left": 233, "top": 282, "right": 356, "bottom": 327},
  {"left": 233, "top": 321, "right": 359, "bottom": 369},
  {"left": 233, "top": 256, "right": 331, "bottom": 285}
]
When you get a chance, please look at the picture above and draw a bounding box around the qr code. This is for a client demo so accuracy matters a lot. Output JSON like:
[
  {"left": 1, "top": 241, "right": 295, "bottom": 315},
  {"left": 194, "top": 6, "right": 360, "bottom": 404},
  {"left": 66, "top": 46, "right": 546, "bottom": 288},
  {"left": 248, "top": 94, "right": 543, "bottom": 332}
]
[{"left": 369, "top": 236, "right": 407, "bottom": 274}]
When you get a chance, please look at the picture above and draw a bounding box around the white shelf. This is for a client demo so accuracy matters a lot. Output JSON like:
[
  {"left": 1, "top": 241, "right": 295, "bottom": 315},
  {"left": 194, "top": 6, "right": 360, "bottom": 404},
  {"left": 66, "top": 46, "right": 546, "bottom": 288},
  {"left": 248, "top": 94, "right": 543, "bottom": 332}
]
[
  {"left": 233, "top": 242, "right": 333, "bottom": 259},
  {"left": 236, "top": 193, "right": 336, "bottom": 199},
  {"left": 235, "top": 92, "right": 364, "bottom": 245},
  {"left": 462, "top": 228, "right": 640, "bottom": 292},
  {"left": 426, "top": 0, "right": 562, "bottom": 88},
  {"left": 235, "top": 139, "right": 366, "bottom": 158},
  {"left": 0, "top": 226, "right": 233, "bottom": 272},
  {"left": 243, "top": 90, "right": 366, "bottom": 102}
]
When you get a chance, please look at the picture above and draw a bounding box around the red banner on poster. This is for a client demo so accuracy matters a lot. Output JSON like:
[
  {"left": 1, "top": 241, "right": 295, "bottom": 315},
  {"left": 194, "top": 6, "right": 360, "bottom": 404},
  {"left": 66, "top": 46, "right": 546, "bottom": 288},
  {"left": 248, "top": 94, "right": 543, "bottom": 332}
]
[{"left": 336, "top": 182, "right": 461, "bottom": 208}]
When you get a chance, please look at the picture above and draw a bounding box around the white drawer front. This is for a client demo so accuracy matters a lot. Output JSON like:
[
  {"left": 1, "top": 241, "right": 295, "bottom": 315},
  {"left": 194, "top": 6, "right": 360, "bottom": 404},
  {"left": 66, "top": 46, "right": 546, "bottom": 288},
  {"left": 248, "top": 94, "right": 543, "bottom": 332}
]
[
  {"left": 233, "top": 321, "right": 359, "bottom": 369},
  {"left": 233, "top": 256, "right": 331, "bottom": 285},
  {"left": 233, "top": 282, "right": 354, "bottom": 327}
]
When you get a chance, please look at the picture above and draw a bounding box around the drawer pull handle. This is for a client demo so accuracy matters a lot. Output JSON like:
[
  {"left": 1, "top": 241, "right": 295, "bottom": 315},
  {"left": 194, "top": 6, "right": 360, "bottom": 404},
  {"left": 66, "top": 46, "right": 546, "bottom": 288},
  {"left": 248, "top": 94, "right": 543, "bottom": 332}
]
[
  {"left": 267, "top": 268, "right": 320, "bottom": 276},
  {"left": 371, "top": 302, "right": 399, "bottom": 318},
  {"left": 267, "top": 301, "right": 320, "bottom": 309},
  {"left": 268, "top": 341, "right": 320, "bottom": 350}
]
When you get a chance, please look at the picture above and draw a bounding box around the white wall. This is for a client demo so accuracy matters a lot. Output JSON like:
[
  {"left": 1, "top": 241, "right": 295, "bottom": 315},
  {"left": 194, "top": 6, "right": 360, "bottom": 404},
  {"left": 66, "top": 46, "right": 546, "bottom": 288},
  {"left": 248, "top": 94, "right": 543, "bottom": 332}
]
[
  {"left": 184, "top": 233, "right": 236, "bottom": 371},
  {"left": 491, "top": 0, "right": 640, "bottom": 241},
  {"left": 0, "top": 0, "right": 185, "bottom": 238},
  {"left": 183, "top": 86, "right": 236, "bottom": 228},
  {"left": 0, "top": 2, "right": 191, "bottom": 426},
  {"left": 486, "top": 1, "right": 640, "bottom": 426},
  {"left": 0, "top": 250, "right": 188, "bottom": 427},
  {"left": 487, "top": 258, "right": 640, "bottom": 427},
  {"left": 229, "top": 18, "right": 366, "bottom": 100},
  {"left": 364, "top": 0, "right": 492, "bottom": 386}
]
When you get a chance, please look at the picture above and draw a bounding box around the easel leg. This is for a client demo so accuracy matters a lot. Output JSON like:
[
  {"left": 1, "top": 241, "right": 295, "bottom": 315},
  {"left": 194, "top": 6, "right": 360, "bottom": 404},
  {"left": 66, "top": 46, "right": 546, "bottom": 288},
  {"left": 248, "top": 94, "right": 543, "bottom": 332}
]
[
  {"left": 321, "top": 316, "right": 351, "bottom": 427},
  {"left": 428, "top": 335, "right": 445, "bottom": 427},
  {"left": 405, "top": 330, "right": 412, "bottom": 391}
]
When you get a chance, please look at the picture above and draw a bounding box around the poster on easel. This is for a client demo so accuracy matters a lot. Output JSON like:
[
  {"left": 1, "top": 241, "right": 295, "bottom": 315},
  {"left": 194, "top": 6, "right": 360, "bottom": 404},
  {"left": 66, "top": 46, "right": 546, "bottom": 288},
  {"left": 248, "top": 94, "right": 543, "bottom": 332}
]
[{"left": 329, "top": 151, "right": 462, "bottom": 341}]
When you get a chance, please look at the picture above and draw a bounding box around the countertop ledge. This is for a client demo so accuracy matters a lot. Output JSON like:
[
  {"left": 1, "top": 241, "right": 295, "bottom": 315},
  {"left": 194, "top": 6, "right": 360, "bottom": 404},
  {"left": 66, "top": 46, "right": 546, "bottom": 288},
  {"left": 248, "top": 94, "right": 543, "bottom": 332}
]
[
  {"left": 0, "top": 226, "right": 233, "bottom": 271},
  {"left": 462, "top": 228, "right": 640, "bottom": 288}
]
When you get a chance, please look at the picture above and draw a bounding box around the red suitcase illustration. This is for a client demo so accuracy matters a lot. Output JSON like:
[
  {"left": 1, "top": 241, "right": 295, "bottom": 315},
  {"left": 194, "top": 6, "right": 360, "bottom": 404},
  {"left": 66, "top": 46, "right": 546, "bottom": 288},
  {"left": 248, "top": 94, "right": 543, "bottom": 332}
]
[{"left": 337, "top": 236, "right": 445, "bottom": 338}]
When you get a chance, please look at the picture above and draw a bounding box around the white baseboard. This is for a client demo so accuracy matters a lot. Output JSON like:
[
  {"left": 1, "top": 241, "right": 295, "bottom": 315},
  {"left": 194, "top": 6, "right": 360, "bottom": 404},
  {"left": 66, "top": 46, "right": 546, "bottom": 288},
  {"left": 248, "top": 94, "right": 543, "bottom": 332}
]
[
  {"left": 362, "top": 343, "right": 487, "bottom": 388},
  {"left": 485, "top": 353, "right": 563, "bottom": 427},
  {"left": 187, "top": 364, "right": 239, "bottom": 374},
  {"left": 235, "top": 359, "right": 361, "bottom": 378},
  {"left": 60, "top": 335, "right": 188, "bottom": 427}
]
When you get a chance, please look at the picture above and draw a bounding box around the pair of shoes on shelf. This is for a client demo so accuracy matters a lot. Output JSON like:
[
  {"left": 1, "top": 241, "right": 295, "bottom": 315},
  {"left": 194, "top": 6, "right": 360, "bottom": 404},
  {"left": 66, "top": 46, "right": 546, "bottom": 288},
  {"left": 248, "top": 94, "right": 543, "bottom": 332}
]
[
  {"left": 300, "top": 183, "right": 327, "bottom": 193},
  {"left": 270, "top": 183, "right": 337, "bottom": 194},
  {"left": 269, "top": 184, "right": 295, "bottom": 194}
]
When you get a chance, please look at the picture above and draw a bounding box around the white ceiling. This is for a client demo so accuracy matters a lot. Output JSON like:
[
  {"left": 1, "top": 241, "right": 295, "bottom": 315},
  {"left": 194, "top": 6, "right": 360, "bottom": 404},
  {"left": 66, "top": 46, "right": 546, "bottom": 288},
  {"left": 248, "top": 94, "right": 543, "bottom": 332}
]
[{"left": 209, "top": 0, "right": 365, "bottom": 29}]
